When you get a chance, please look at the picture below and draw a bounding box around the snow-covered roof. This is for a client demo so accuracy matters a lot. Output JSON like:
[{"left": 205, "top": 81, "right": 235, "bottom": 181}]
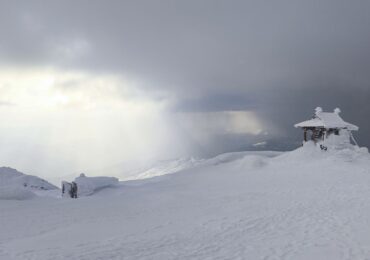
[{"left": 294, "top": 107, "right": 359, "bottom": 131}]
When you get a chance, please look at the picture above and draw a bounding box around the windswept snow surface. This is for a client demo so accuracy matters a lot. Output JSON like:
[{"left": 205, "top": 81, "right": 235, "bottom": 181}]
[
  {"left": 116, "top": 151, "right": 281, "bottom": 181},
  {"left": 120, "top": 157, "right": 206, "bottom": 180},
  {"left": 2, "top": 145, "right": 370, "bottom": 259},
  {"left": 0, "top": 167, "right": 57, "bottom": 200}
]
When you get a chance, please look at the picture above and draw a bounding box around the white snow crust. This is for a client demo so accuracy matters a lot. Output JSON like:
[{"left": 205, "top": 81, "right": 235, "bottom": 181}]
[
  {"left": 1, "top": 146, "right": 370, "bottom": 259},
  {"left": 295, "top": 108, "right": 359, "bottom": 131}
]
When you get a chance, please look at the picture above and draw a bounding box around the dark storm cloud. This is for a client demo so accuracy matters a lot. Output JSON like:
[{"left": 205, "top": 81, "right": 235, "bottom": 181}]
[
  {"left": 1, "top": 0, "right": 370, "bottom": 149},
  {"left": 172, "top": 94, "right": 259, "bottom": 113},
  {"left": 256, "top": 85, "right": 370, "bottom": 147}
]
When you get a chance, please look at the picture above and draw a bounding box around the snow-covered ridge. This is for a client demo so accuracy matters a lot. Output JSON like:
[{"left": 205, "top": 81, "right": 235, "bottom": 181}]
[
  {"left": 123, "top": 157, "right": 205, "bottom": 180},
  {"left": 0, "top": 167, "right": 58, "bottom": 200},
  {"left": 0, "top": 167, "right": 57, "bottom": 190},
  {"left": 117, "top": 151, "right": 282, "bottom": 181}
]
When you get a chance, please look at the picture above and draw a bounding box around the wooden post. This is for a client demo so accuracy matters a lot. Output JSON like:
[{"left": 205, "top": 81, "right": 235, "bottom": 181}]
[{"left": 304, "top": 128, "right": 307, "bottom": 142}]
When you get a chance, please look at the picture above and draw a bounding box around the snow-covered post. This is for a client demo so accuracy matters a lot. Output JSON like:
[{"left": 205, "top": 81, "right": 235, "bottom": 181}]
[
  {"left": 61, "top": 181, "right": 72, "bottom": 198},
  {"left": 303, "top": 128, "right": 307, "bottom": 142}
]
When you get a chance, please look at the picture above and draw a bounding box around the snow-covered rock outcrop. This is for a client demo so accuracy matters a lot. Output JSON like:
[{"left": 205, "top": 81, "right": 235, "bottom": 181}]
[{"left": 0, "top": 167, "right": 58, "bottom": 200}]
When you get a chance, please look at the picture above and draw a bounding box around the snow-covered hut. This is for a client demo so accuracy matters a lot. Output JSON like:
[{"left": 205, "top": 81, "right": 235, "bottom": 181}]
[{"left": 295, "top": 107, "right": 359, "bottom": 148}]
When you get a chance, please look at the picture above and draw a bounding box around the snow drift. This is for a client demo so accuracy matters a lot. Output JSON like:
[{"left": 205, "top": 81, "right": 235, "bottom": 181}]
[
  {"left": 0, "top": 167, "right": 57, "bottom": 200},
  {"left": 0, "top": 186, "right": 36, "bottom": 200},
  {"left": 99, "top": 152, "right": 282, "bottom": 182}
]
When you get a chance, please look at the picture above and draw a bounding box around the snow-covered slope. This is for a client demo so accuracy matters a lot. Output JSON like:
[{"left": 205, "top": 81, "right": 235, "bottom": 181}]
[
  {"left": 120, "top": 157, "right": 205, "bottom": 180},
  {"left": 0, "top": 167, "right": 58, "bottom": 200},
  {"left": 1, "top": 145, "right": 370, "bottom": 259},
  {"left": 105, "top": 151, "right": 282, "bottom": 181}
]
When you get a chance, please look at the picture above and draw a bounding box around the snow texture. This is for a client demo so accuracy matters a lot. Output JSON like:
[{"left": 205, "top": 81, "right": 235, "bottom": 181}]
[
  {"left": 295, "top": 107, "right": 359, "bottom": 131},
  {"left": 0, "top": 167, "right": 57, "bottom": 200},
  {"left": 0, "top": 186, "right": 36, "bottom": 200},
  {"left": 1, "top": 146, "right": 370, "bottom": 259}
]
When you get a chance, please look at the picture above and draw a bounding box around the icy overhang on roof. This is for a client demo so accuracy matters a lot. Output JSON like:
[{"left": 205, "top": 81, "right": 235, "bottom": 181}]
[{"left": 294, "top": 107, "right": 359, "bottom": 131}]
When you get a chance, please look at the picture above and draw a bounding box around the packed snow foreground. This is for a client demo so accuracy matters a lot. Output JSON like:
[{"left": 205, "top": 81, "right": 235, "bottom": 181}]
[{"left": 1, "top": 144, "right": 370, "bottom": 259}]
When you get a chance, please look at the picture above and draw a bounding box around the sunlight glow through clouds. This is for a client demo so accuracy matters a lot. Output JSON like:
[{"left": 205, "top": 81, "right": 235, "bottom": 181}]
[
  {"left": 0, "top": 67, "right": 185, "bottom": 176},
  {"left": 177, "top": 110, "right": 263, "bottom": 136},
  {"left": 0, "top": 67, "right": 126, "bottom": 109},
  {"left": 0, "top": 66, "right": 265, "bottom": 178}
]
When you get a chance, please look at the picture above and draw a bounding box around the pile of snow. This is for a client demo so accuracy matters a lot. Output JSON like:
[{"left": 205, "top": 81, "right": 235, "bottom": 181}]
[
  {"left": 74, "top": 173, "right": 119, "bottom": 197},
  {"left": 276, "top": 141, "right": 370, "bottom": 164},
  {"left": 0, "top": 167, "right": 57, "bottom": 200},
  {"left": 203, "top": 150, "right": 281, "bottom": 166}
]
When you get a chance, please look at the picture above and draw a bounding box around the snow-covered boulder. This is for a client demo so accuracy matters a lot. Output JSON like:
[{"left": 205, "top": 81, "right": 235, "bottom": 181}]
[
  {"left": 74, "top": 174, "right": 119, "bottom": 197},
  {"left": 0, "top": 167, "right": 57, "bottom": 200}
]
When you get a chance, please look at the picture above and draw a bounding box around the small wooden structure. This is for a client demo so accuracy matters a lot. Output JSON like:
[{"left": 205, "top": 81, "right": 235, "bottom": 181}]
[
  {"left": 295, "top": 107, "right": 359, "bottom": 146},
  {"left": 61, "top": 181, "right": 78, "bottom": 198}
]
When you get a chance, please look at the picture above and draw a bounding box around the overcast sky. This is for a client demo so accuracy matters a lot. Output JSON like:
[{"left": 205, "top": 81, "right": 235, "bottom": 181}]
[{"left": 0, "top": 0, "right": 369, "bottom": 178}]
